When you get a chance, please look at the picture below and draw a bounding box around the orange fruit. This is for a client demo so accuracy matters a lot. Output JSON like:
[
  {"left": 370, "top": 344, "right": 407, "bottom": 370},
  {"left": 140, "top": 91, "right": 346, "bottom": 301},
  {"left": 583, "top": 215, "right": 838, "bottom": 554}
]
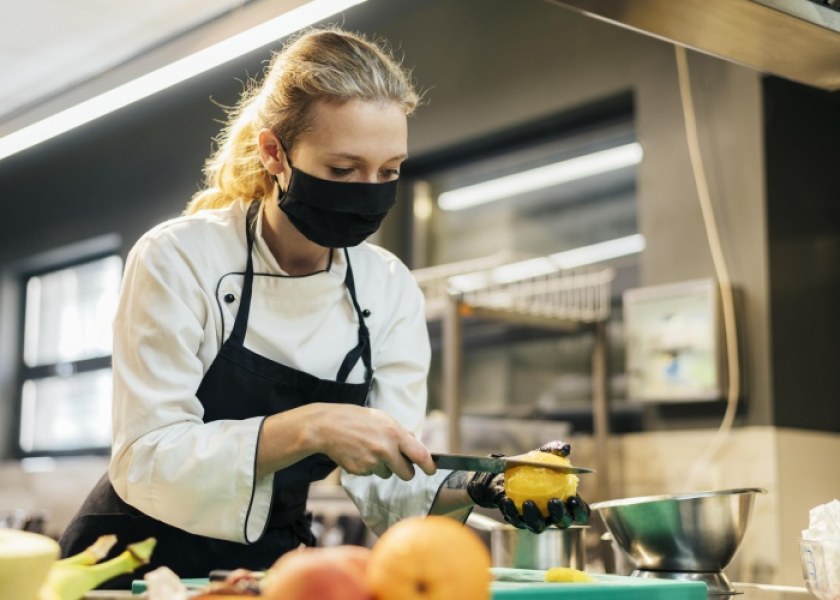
[
  {"left": 367, "top": 515, "right": 492, "bottom": 600},
  {"left": 504, "top": 450, "right": 579, "bottom": 516}
]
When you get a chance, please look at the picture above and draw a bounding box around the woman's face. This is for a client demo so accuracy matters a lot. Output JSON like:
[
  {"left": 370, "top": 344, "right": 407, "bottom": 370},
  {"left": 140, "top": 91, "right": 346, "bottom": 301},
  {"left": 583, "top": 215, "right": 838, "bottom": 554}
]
[{"left": 286, "top": 98, "right": 408, "bottom": 184}]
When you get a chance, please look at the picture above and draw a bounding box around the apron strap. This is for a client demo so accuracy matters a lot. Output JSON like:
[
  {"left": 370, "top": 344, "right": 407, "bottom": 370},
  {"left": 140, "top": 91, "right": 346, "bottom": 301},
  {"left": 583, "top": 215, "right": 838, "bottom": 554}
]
[
  {"left": 231, "top": 202, "right": 372, "bottom": 387},
  {"left": 228, "top": 200, "right": 260, "bottom": 346},
  {"left": 336, "top": 248, "right": 373, "bottom": 387}
]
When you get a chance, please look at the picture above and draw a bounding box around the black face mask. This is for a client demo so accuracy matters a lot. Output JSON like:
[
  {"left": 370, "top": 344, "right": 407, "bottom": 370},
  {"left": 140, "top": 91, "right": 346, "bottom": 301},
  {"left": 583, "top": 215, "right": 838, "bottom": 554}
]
[{"left": 277, "top": 165, "right": 398, "bottom": 248}]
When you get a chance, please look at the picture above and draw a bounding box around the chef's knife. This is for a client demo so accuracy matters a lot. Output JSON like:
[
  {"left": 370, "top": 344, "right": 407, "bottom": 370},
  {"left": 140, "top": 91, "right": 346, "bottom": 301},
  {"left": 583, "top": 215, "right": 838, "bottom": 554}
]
[{"left": 431, "top": 452, "right": 594, "bottom": 474}]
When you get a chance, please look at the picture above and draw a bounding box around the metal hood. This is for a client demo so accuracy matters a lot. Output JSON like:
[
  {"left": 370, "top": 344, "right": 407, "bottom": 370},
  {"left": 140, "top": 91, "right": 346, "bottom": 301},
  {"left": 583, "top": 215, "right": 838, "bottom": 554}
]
[{"left": 547, "top": 0, "right": 840, "bottom": 90}]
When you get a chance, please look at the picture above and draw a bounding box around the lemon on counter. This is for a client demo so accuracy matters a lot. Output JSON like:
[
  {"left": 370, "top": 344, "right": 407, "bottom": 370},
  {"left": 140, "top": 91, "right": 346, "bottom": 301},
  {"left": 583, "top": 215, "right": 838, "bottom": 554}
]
[
  {"left": 504, "top": 450, "right": 579, "bottom": 516},
  {"left": 544, "top": 567, "right": 594, "bottom": 583}
]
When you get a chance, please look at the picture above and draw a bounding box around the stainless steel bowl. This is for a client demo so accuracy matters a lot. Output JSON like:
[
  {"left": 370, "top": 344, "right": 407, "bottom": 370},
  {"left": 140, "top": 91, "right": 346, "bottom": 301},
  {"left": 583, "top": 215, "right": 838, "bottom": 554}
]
[
  {"left": 592, "top": 488, "right": 766, "bottom": 594},
  {"left": 467, "top": 512, "right": 586, "bottom": 570}
]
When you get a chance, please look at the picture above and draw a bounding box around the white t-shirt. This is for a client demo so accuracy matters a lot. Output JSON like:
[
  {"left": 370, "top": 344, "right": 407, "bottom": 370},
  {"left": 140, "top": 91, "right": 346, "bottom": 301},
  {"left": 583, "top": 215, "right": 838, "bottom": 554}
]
[{"left": 108, "top": 199, "right": 450, "bottom": 543}]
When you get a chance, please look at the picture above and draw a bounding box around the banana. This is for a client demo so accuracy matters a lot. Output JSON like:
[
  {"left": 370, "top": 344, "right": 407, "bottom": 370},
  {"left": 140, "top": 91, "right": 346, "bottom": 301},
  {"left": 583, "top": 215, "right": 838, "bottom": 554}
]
[
  {"left": 53, "top": 535, "right": 116, "bottom": 567},
  {"left": 39, "top": 536, "right": 156, "bottom": 600}
]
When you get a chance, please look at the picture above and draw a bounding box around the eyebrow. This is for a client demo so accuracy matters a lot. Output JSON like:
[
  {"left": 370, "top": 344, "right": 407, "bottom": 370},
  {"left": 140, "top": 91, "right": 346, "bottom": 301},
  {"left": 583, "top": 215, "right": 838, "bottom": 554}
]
[{"left": 328, "top": 152, "right": 409, "bottom": 162}]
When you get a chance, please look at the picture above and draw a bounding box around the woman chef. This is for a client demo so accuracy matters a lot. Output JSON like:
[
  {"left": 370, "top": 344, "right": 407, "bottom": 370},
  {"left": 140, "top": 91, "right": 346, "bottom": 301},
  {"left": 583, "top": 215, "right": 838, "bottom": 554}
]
[{"left": 59, "top": 27, "right": 589, "bottom": 585}]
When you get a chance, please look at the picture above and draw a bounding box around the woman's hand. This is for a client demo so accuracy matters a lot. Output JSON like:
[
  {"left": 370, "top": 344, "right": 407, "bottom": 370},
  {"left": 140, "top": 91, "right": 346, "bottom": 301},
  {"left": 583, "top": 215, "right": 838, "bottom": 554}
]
[
  {"left": 257, "top": 403, "right": 436, "bottom": 481},
  {"left": 315, "top": 404, "right": 436, "bottom": 481},
  {"left": 465, "top": 441, "right": 590, "bottom": 533}
]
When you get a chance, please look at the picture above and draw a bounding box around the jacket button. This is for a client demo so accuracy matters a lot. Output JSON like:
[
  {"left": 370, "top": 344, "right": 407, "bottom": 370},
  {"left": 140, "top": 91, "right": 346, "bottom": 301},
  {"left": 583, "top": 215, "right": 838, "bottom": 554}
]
[
  {"left": 224, "top": 293, "right": 235, "bottom": 303},
  {"left": 362, "top": 309, "right": 371, "bottom": 317}
]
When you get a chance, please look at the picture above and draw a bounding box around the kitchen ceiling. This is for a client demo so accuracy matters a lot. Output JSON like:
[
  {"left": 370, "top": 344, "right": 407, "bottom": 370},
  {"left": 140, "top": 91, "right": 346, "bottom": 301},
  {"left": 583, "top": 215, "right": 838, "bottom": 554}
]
[{"left": 0, "top": 0, "right": 249, "bottom": 126}]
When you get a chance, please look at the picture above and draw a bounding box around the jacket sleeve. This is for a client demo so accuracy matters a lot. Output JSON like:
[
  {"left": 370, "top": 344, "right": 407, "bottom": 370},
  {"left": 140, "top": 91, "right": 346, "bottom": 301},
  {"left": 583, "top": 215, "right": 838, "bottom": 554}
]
[
  {"left": 108, "top": 230, "right": 273, "bottom": 543},
  {"left": 340, "top": 268, "right": 452, "bottom": 535}
]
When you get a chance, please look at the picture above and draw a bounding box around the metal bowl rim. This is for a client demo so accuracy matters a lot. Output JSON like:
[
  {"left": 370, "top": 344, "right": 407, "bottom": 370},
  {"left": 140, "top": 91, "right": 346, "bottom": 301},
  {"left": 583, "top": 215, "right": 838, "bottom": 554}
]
[
  {"left": 490, "top": 523, "right": 591, "bottom": 532},
  {"left": 590, "top": 487, "right": 767, "bottom": 510}
]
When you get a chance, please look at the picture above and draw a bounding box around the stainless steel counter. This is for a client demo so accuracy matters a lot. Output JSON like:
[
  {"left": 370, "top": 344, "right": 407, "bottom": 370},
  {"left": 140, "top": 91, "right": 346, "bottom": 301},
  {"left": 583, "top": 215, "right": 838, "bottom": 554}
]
[{"left": 732, "top": 582, "right": 813, "bottom": 599}]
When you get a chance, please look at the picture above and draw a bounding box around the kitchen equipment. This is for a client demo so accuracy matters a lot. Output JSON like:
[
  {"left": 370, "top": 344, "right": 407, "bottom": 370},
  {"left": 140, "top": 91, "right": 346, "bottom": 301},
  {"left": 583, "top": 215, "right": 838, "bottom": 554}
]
[
  {"left": 491, "top": 569, "right": 707, "bottom": 599},
  {"left": 432, "top": 453, "right": 595, "bottom": 475},
  {"left": 799, "top": 538, "right": 840, "bottom": 600},
  {"left": 591, "top": 487, "right": 766, "bottom": 596},
  {"left": 467, "top": 512, "right": 586, "bottom": 571}
]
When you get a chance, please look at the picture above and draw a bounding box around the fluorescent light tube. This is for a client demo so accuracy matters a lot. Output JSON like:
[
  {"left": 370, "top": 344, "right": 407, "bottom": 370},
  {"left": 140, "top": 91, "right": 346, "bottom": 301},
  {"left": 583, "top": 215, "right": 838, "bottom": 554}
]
[
  {"left": 0, "top": 0, "right": 366, "bottom": 161},
  {"left": 448, "top": 234, "right": 645, "bottom": 292},
  {"left": 549, "top": 233, "right": 646, "bottom": 270},
  {"left": 438, "top": 142, "right": 643, "bottom": 211}
]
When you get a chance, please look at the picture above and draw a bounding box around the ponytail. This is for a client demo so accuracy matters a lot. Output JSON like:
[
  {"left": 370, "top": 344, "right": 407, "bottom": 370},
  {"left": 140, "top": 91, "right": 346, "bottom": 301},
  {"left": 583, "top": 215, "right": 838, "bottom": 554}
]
[{"left": 186, "top": 27, "right": 419, "bottom": 215}]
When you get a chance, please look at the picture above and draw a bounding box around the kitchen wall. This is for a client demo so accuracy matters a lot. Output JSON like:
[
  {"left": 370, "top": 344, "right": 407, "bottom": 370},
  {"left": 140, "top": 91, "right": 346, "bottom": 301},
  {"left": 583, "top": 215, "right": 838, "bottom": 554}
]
[{"left": 0, "top": 0, "right": 837, "bottom": 585}]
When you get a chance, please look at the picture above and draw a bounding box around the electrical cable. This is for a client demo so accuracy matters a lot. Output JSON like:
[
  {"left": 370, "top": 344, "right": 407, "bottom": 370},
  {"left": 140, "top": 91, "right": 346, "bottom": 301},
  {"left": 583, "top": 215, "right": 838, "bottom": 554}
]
[{"left": 673, "top": 45, "right": 741, "bottom": 488}]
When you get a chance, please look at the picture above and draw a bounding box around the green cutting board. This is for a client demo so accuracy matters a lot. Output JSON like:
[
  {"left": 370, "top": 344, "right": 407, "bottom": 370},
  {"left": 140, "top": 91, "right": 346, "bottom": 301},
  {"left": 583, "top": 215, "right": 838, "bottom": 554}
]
[
  {"left": 130, "top": 570, "right": 706, "bottom": 599},
  {"left": 491, "top": 569, "right": 707, "bottom": 599}
]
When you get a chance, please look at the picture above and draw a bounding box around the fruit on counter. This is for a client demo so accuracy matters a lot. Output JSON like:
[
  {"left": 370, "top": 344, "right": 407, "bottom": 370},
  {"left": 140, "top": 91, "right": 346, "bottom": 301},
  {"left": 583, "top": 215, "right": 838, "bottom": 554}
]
[
  {"left": 366, "top": 515, "right": 492, "bottom": 600},
  {"left": 504, "top": 450, "right": 579, "bottom": 516},
  {"left": 39, "top": 536, "right": 156, "bottom": 600},
  {"left": 197, "top": 568, "right": 262, "bottom": 596},
  {"left": 0, "top": 529, "right": 60, "bottom": 600},
  {"left": 53, "top": 535, "right": 116, "bottom": 567},
  {"left": 324, "top": 544, "right": 372, "bottom": 580},
  {"left": 544, "top": 567, "right": 595, "bottom": 583},
  {"left": 260, "top": 545, "right": 371, "bottom": 600}
]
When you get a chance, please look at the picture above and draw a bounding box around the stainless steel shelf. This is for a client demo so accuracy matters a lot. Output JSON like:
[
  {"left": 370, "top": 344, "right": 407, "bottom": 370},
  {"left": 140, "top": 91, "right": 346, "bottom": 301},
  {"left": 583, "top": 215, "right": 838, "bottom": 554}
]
[{"left": 413, "top": 258, "right": 615, "bottom": 500}]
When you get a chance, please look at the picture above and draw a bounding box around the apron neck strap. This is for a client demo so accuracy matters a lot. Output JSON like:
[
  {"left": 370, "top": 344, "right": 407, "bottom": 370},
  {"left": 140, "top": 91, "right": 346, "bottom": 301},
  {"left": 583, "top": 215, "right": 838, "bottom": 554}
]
[
  {"left": 228, "top": 200, "right": 260, "bottom": 346},
  {"left": 232, "top": 201, "right": 372, "bottom": 387},
  {"left": 336, "top": 247, "right": 373, "bottom": 386}
]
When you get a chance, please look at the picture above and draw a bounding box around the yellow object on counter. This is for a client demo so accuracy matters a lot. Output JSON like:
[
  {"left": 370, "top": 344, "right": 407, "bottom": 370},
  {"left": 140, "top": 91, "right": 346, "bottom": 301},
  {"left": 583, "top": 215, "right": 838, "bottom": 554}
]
[
  {"left": 544, "top": 567, "right": 595, "bottom": 583},
  {"left": 0, "top": 529, "right": 60, "bottom": 600},
  {"left": 39, "top": 536, "right": 156, "bottom": 600},
  {"left": 504, "top": 450, "right": 580, "bottom": 515}
]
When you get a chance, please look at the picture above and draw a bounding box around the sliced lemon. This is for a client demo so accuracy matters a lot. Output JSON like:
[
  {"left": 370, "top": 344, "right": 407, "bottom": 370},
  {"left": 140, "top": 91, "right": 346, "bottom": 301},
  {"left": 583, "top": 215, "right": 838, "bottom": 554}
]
[
  {"left": 504, "top": 450, "right": 579, "bottom": 515},
  {"left": 544, "top": 567, "right": 595, "bottom": 583}
]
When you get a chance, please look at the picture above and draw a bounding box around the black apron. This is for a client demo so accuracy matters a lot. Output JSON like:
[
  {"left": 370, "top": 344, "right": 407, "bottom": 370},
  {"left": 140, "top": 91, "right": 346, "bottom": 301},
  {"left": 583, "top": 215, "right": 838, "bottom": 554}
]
[{"left": 59, "top": 200, "right": 373, "bottom": 588}]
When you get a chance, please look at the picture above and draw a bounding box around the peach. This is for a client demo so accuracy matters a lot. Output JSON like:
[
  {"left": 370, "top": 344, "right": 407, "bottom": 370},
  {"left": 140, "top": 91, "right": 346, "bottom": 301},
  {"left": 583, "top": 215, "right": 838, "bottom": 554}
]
[{"left": 261, "top": 547, "right": 371, "bottom": 600}]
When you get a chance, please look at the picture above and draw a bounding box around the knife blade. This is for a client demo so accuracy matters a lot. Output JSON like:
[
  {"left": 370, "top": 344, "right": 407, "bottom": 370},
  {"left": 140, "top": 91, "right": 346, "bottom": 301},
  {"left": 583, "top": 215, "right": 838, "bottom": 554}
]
[{"left": 431, "top": 453, "right": 595, "bottom": 474}]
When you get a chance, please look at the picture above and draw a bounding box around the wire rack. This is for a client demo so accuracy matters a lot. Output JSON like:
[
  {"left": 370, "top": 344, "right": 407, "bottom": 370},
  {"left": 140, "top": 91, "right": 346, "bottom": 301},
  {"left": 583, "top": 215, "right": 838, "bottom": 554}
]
[
  {"left": 412, "top": 255, "right": 615, "bottom": 498},
  {"left": 412, "top": 257, "right": 614, "bottom": 325}
]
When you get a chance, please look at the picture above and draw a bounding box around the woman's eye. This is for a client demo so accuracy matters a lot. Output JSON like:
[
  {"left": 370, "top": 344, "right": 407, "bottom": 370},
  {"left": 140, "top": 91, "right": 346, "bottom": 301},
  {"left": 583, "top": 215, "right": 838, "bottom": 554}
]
[
  {"left": 329, "top": 167, "right": 354, "bottom": 177},
  {"left": 381, "top": 169, "right": 400, "bottom": 179}
]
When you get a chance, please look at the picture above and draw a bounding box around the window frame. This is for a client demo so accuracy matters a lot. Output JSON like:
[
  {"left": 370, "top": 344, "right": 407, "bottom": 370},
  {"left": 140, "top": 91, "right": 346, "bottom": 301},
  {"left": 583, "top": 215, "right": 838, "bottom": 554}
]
[{"left": 12, "top": 235, "right": 122, "bottom": 458}]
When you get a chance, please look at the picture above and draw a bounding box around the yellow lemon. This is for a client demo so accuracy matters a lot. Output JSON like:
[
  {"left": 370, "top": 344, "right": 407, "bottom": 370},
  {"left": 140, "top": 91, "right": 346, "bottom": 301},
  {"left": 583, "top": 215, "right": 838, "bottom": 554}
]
[
  {"left": 504, "top": 450, "right": 579, "bottom": 516},
  {"left": 544, "top": 567, "right": 594, "bottom": 583}
]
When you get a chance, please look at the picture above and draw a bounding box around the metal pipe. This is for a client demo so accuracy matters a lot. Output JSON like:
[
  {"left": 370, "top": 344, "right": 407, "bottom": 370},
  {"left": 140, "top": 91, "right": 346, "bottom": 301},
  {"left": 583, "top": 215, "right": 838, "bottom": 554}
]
[
  {"left": 443, "top": 294, "right": 463, "bottom": 453},
  {"left": 591, "top": 320, "right": 611, "bottom": 501}
]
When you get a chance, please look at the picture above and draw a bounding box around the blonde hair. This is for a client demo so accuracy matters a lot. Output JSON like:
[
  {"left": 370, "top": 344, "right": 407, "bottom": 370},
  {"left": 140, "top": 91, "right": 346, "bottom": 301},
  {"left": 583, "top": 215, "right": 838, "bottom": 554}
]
[{"left": 185, "top": 27, "right": 419, "bottom": 214}]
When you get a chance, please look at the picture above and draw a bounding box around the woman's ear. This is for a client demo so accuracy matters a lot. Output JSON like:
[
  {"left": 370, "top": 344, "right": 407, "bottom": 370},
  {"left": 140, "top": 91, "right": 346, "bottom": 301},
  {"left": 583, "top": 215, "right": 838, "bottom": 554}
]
[{"left": 257, "top": 129, "right": 289, "bottom": 175}]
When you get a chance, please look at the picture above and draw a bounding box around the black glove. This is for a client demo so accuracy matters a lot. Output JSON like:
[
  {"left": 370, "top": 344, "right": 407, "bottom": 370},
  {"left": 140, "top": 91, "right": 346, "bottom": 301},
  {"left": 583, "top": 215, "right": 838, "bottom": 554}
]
[{"left": 466, "top": 441, "right": 590, "bottom": 534}]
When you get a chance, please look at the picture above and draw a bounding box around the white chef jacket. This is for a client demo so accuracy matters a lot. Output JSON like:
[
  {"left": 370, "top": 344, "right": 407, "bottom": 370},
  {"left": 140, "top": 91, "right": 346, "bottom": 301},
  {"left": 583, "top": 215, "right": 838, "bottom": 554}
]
[{"left": 108, "top": 199, "right": 451, "bottom": 543}]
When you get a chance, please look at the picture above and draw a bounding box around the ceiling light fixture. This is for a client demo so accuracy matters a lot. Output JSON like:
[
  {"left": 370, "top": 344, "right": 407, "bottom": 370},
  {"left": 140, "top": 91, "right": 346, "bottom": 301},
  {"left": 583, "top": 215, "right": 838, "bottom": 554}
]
[
  {"left": 437, "top": 142, "right": 643, "bottom": 211},
  {"left": 0, "top": 0, "right": 366, "bottom": 162}
]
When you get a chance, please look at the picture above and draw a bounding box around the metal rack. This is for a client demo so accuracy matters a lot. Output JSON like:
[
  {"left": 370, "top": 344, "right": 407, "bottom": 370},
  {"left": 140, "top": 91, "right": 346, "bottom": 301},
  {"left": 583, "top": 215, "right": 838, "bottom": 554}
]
[{"left": 413, "top": 257, "right": 615, "bottom": 499}]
